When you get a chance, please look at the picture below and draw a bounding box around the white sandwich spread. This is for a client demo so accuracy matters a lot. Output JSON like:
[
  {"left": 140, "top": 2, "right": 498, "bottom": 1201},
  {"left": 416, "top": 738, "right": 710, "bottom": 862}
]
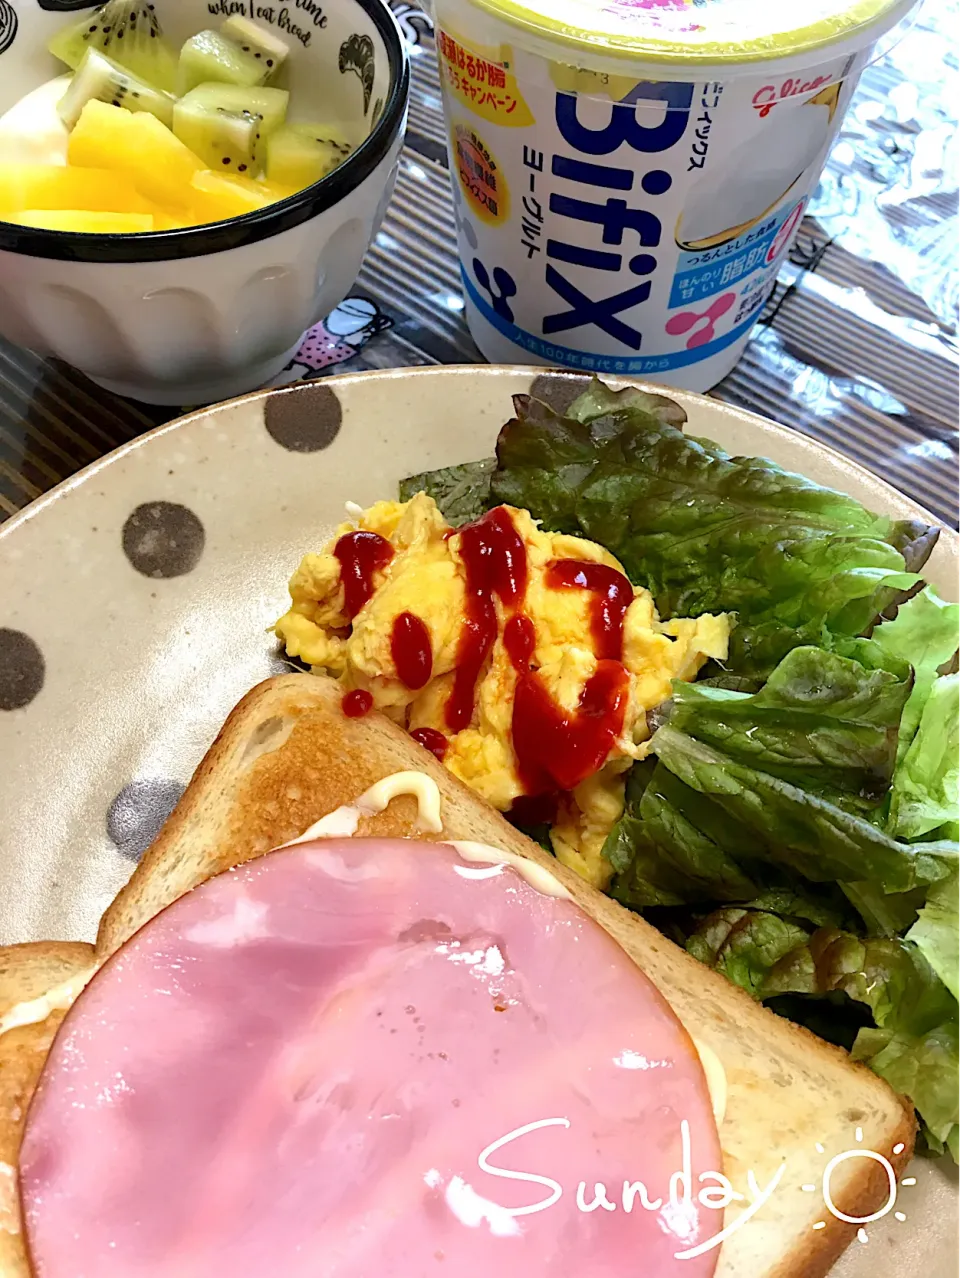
[
  {"left": 0, "top": 966, "right": 97, "bottom": 1038},
  {"left": 284, "top": 770, "right": 445, "bottom": 843}
]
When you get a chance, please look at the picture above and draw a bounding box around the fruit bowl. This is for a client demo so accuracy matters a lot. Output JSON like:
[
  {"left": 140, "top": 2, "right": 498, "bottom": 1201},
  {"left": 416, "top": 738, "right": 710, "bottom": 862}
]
[{"left": 0, "top": 0, "right": 409, "bottom": 404}]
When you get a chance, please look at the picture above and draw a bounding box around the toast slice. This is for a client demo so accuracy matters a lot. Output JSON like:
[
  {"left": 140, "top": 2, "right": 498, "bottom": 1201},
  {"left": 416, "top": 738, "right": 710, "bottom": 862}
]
[
  {"left": 96, "top": 673, "right": 915, "bottom": 1277},
  {"left": 0, "top": 942, "right": 95, "bottom": 1276},
  {"left": 4, "top": 675, "right": 914, "bottom": 1276}
]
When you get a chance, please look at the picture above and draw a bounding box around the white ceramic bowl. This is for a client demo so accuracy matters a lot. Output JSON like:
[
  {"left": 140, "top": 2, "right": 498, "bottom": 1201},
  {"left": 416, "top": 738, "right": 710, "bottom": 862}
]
[{"left": 0, "top": 0, "right": 409, "bottom": 404}]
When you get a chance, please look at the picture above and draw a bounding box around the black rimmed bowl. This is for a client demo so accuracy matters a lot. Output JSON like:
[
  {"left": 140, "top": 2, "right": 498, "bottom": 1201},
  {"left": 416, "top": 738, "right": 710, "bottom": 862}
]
[{"left": 0, "top": 0, "right": 409, "bottom": 404}]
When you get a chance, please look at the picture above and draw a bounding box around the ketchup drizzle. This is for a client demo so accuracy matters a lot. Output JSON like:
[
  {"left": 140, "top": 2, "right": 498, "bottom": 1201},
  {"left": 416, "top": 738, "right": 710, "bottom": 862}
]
[
  {"left": 446, "top": 508, "right": 528, "bottom": 733},
  {"left": 511, "top": 660, "right": 630, "bottom": 795},
  {"left": 391, "top": 612, "right": 433, "bottom": 690},
  {"left": 342, "top": 689, "right": 374, "bottom": 718},
  {"left": 375, "top": 508, "right": 633, "bottom": 804},
  {"left": 545, "top": 560, "right": 634, "bottom": 661},
  {"left": 334, "top": 530, "right": 394, "bottom": 619},
  {"left": 503, "top": 615, "right": 536, "bottom": 671},
  {"left": 410, "top": 727, "right": 449, "bottom": 762}
]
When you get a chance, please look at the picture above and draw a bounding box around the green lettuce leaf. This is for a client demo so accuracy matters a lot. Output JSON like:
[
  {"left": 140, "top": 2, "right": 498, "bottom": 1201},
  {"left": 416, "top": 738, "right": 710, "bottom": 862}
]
[
  {"left": 863, "top": 587, "right": 960, "bottom": 766},
  {"left": 650, "top": 724, "right": 955, "bottom": 895},
  {"left": 686, "top": 908, "right": 812, "bottom": 997},
  {"left": 907, "top": 870, "right": 959, "bottom": 1001},
  {"left": 853, "top": 1018, "right": 958, "bottom": 1150},
  {"left": 760, "top": 929, "right": 954, "bottom": 1024},
  {"left": 396, "top": 386, "right": 687, "bottom": 529},
  {"left": 607, "top": 760, "right": 762, "bottom": 909},
  {"left": 553, "top": 379, "right": 689, "bottom": 430},
  {"left": 607, "top": 645, "right": 956, "bottom": 927},
  {"left": 739, "top": 886, "right": 855, "bottom": 930},
  {"left": 399, "top": 458, "right": 494, "bottom": 526},
  {"left": 666, "top": 646, "right": 912, "bottom": 816},
  {"left": 489, "top": 379, "right": 935, "bottom": 678},
  {"left": 889, "top": 673, "right": 960, "bottom": 842},
  {"left": 838, "top": 881, "right": 927, "bottom": 938}
]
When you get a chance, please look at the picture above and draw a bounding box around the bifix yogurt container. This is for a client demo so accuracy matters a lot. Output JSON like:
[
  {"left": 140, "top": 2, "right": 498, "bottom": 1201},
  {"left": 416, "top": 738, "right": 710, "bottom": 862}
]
[{"left": 434, "top": 0, "right": 919, "bottom": 389}]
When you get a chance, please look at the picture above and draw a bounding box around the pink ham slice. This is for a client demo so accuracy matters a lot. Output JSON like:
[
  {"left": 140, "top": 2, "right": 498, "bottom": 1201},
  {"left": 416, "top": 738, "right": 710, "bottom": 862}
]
[{"left": 21, "top": 839, "right": 721, "bottom": 1278}]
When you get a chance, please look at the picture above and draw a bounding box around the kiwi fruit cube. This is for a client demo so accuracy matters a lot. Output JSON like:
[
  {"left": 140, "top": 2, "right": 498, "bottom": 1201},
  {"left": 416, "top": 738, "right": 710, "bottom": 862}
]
[
  {"left": 57, "top": 47, "right": 175, "bottom": 129},
  {"left": 178, "top": 83, "right": 289, "bottom": 141},
  {"left": 289, "top": 123, "right": 354, "bottom": 154},
  {"left": 173, "top": 96, "right": 262, "bottom": 174},
  {"left": 219, "top": 17, "right": 289, "bottom": 81},
  {"left": 177, "top": 30, "right": 268, "bottom": 95},
  {"left": 265, "top": 124, "right": 352, "bottom": 190},
  {"left": 48, "top": 0, "right": 178, "bottom": 93}
]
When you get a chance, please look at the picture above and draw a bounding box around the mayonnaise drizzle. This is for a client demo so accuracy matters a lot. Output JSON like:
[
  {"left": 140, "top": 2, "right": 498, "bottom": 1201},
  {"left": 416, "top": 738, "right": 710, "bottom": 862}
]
[
  {"left": 692, "top": 1039, "right": 727, "bottom": 1126},
  {"left": 0, "top": 966, "right": 97, "bottom": 1038},
  {"left": 446, "top": 840, "right": 574, "bottom": 901},
  {"left": 283, "top": 771, "right": 444, "bottom": 845}
]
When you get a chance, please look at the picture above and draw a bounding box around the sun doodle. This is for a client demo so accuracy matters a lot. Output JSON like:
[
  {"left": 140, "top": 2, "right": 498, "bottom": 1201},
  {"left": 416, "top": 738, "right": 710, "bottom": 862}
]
[{"left": 800, "top": 1128, "right": 915, "bottom": 1244}]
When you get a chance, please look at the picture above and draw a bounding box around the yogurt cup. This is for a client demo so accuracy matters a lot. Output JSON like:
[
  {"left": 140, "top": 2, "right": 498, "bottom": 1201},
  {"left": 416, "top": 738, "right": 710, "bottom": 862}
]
[{"left": 433, "top": 0, "right": 919, "bottom": 390}]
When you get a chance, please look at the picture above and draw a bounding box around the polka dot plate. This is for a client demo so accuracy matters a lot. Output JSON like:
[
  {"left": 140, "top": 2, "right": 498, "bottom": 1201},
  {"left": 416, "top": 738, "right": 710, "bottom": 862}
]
[{"left": 0, "top": 365, "right": 956, "bottom": 1272}]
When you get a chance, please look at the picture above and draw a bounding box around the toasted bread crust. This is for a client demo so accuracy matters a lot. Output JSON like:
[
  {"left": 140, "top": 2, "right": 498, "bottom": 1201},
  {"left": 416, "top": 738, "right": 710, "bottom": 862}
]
[
  {"left": 0, "top": 943, "right": 94, "bottom": 1020},
  {"left": 5, "top": 675, "right": 915, "bottom": 1277},
  {"left": 0, "top": 943, "right": 95, "bottom": 1278}
]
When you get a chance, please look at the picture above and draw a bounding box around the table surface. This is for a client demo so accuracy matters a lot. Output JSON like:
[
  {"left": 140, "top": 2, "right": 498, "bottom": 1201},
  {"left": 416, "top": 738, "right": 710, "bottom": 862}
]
[{"left": 0, "top": 0, "right": 957, "bottom": 528}]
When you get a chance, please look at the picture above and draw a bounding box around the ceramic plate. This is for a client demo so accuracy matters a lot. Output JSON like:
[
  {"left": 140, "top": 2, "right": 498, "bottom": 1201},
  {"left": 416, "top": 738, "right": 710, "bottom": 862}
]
[{"left": 0, "top": 365, "right": 956, "bottom": 1274}]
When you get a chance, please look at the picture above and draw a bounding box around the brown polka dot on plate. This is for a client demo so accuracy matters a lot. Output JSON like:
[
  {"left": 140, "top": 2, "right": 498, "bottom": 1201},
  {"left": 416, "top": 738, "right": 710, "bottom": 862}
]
[
  {"left": 0, "top": 628, "right": 44, "bottom": 711},
  {"left": 107, "top": 778, "right": 186, "bottom": 862},
  {"left": 264, "top": 384, "right": 342, "bottom": 453},
  {"left": 122, "top": 502, "right": 205, "bottom": 579},
  {"left": 529, "top": 372, "right": 593, "bottom": 416}
]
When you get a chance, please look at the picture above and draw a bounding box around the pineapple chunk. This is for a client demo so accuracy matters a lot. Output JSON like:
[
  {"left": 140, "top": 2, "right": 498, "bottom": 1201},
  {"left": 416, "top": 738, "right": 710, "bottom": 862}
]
[
  {"left": 153, "top": 209, "right": 192, "bottom": 230},
  {"left": 190, "top": 169, "right": 286, "bottom": 224},
  {"left": 12, "top": 209, "right": 155, "bottom": 233},
  {"left": 0, "top": 163, "right": 153, "bottom": 214},
  {"left": 68, "top": 100, "right": 203, "bottom": 209}
]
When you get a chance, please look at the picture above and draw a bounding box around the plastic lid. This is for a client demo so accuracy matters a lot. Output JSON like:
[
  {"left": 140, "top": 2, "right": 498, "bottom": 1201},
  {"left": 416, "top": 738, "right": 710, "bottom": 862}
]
[{"left": 465, "top": 0, "right": 918, "bottom": 66}]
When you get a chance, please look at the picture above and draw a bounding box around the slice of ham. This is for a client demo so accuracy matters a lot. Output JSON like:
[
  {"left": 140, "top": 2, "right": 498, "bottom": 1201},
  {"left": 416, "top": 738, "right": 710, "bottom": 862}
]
[{"left": 21, "top": 839, "right": 721, "bottom": 1277}]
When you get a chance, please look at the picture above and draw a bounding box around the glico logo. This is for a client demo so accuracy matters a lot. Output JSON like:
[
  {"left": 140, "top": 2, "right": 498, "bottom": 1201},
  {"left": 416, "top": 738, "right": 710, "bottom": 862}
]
[{"left": 542, "top": 84, "right": 693, "bottom": 352}]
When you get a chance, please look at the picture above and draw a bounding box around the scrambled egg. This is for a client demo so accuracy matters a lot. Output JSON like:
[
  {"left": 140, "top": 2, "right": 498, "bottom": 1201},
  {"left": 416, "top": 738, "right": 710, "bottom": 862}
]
[{"left": 275, "top": 494, "right": 731, "bottom": 888}]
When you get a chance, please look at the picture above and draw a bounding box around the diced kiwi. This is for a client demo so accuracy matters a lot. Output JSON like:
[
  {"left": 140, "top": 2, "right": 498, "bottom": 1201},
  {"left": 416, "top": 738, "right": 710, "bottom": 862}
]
[
  {"left": 48, "top": 0, "right": 177, "bottom": 93},
  {"left": 173, "top": 96, "right": 262, "bottom": 174},
  {"left": 178, "top": 83, "right": 288, "bottom": 141},
  {"left": 290, "top": 123, "right": 353, "bottom": 154},
  {"left": 265, "top": 123, "right": 352, "bottom": 188},
  {"left": 57, "top": 48, "right": 175, "bottom": 129},
  {"left": 219, "top": 17, "right": 288, "bottom": 81},
  {"left": 177, "top": 30, "right": 267, "bottom": 95}
]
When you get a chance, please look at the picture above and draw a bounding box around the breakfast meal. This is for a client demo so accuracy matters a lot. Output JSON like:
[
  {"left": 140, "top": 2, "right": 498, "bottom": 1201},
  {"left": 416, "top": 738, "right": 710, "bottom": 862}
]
[
  {"left": 275, "top": 378, "right": 960, "bottom": 1165},
  {"left": 0, "top": 0, "right": 356, "bottom": 232},
  {"left": 0, "top": 377, "right": 955, "bottom": 1276}
]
